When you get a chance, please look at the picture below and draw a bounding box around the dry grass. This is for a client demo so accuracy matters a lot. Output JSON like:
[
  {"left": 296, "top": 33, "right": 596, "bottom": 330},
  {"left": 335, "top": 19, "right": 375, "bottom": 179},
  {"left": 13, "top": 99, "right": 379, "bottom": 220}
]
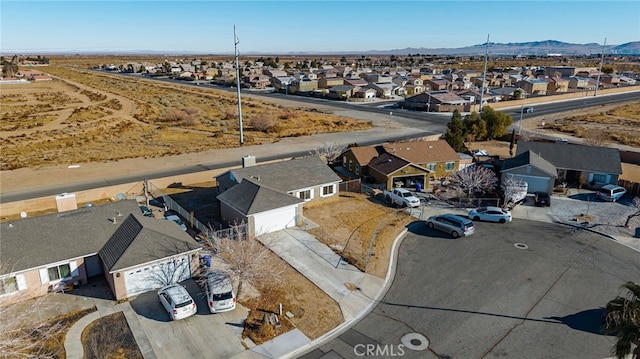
[
  {"left": 0, "top": 64, "right": 372, "bottom": 170},
  {"left": 239, "top": 246, "right": 343, "bottom": 344},
  {"left": 82, "top": 311, "right": 143, "bottom": 359},
  {"left": 541, "top": 102, "right": 640, "bottom": 147},
  {"left": 304, "top": 193, "right": 416, "bottom": 278}
]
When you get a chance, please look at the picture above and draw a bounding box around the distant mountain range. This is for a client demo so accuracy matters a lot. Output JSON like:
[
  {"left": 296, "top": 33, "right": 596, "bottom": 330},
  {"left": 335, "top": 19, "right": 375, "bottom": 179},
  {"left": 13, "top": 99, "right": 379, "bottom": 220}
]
[
  {"left": 276, "top": 40, "right": 640, "bottom": 56},
  {"left": 361, "top": 40, "right": 640, "bottom": 56}
]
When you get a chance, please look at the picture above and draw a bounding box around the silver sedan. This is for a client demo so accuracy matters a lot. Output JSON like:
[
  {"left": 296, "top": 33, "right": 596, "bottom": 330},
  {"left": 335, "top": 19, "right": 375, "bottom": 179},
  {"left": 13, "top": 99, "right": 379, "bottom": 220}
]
[{"left": 468, "top": 206, "right": 512, "bottom": 223}]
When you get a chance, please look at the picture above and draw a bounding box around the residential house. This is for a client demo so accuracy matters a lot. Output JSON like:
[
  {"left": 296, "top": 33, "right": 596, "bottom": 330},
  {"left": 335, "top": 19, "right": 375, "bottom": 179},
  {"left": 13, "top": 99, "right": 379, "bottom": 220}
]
[
  {"left": 547, "top": 77, "right": 569, "bottom": 93},
  {"left": 401, "top": 91, "right": 470, "bottom": 113},
  {"left": 344, "top": 77, "right": 369, "bottom": 87},
  {"left": 424, "top": 78, "right": 450, "bottom": 91},
  {"left": 568, "top": 76, "right": 591, "bottom": 89},
  {"left": 490, "top": 86, "right": 527, "bottom": 101},
  {"left": 292, "top": 78, "right": 318, "bottom": 93},
  {"left": 517, "top": 78, "right": 548, "bottom": 95},
  {"left": 500, "top": 150, "right": 558, "bottom": 193},
  {"left": 404, "top": 77, "right": 426, "bottom": 95},
  {"left": 339, "top": 140, "right": 460, "bottom": 189},
  {"left": 516, "top": 141, "right": 622, "bottom": 188},
  {"left": 318, "top": 76, "right": 345, "bottom": 89},
  {"left": 355, "top": 87, "right": 377, "bottom": 99},
  {"left": 216, "top": 156, "right": 342, "bottom": 236},
  {"left": 0, "top": 200, "right": 201, "bottom": 301},
  {"left": 328, "top": 85, "right": 357, "bottom": 100},
  {"left": 600, "top": 74, "right": 621, "bottom": 87}
]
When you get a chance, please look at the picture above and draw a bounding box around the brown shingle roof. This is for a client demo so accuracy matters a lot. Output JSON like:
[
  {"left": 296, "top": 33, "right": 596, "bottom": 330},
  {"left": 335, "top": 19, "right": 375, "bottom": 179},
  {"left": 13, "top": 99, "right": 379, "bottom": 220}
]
[
  {"left": 368, "top": 153, "right": 411, "bottom": 175},
  {"left": 349, "top": 146, "right": 382, "bottom": 166},
  {"left": 382, "top": 140, "right": 458, "bottom": 164}
]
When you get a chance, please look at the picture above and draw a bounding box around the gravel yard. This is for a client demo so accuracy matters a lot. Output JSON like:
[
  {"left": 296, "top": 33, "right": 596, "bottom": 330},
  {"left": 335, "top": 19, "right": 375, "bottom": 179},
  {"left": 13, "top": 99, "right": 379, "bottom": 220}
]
[{"left": 548, "top": 190, "right": 640, "bottom": 237}]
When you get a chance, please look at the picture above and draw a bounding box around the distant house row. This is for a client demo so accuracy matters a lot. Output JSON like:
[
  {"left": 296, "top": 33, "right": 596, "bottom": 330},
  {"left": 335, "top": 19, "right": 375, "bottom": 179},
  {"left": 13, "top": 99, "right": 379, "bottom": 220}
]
[{"left": 98, "top": 60, "right": 638, "bottom": 112}]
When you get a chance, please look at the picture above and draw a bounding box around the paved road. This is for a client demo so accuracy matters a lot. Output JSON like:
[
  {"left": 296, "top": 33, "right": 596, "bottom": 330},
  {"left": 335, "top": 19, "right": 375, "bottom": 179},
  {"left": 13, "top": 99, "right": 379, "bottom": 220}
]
[{"left": 302, "top": 219, "right": 640, "bottom": 359}]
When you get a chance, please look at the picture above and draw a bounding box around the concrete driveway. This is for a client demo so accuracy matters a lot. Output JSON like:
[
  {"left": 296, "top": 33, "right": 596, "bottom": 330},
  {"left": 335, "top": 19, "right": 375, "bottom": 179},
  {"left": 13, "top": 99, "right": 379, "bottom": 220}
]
[
  {"left": 303, "top": 219, "right": 640, "bottom": 359},
  {"left": 129, "top": 279, "right": 248, "bottom": 359}
]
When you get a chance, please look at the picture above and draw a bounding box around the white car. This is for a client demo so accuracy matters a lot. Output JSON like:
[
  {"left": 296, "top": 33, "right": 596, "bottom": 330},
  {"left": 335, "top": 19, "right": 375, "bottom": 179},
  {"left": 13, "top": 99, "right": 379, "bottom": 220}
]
[
  {"left": 468, "top": 206, "right": 512, "bottom": 223},
  {"left": 204, "top": 271, "right": 236, "bottom": 313},
  {"left": 157, "top": 284, "right": 197, "bottom": 320}
]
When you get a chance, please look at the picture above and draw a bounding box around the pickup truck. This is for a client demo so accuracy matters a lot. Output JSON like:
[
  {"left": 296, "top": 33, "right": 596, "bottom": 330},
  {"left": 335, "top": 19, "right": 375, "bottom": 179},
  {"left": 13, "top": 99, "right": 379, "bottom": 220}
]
[{"left": 384, "top": 188, "right": 421, "bottom": 208}]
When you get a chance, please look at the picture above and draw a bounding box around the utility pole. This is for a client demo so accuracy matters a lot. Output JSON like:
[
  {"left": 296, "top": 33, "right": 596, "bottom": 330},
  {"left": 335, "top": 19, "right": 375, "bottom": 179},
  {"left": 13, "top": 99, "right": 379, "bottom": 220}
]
[
  {"left": 479, "top": 34, "right": 489, "bottom": 113},
  {"left": 234, "top": 25, "right": 244, "bottom": 145},
  {"left": 518, "top": 103, "right": 524, "bottom": 135},
  {"left": 594, "top": 37, "right": 607, "bottom": 97}
]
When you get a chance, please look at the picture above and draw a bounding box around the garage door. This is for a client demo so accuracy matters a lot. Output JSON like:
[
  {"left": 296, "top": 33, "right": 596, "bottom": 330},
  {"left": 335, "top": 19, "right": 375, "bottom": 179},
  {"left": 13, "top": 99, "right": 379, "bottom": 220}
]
[
  {"left": 124, "top": 256, "right": 191, "bottom": 297},
  {"left": 512, "top": 174, "right": 550, "bottom": 193},
  {"left": 253, "top": 205, "right": 297, "bottom": 236}
]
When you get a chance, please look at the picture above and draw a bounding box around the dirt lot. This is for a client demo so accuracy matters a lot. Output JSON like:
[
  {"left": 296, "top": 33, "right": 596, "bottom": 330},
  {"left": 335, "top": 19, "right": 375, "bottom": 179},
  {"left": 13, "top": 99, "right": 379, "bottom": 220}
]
[{"left": 0, "top": 67, "right": 371, "bottom": 171}]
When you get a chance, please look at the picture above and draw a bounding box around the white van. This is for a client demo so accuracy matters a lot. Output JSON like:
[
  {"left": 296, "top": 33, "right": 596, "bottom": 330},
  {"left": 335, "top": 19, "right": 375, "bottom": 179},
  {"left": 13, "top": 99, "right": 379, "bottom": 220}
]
[{"left": 204, "top": 271, "right": 236, "bottom": 313}]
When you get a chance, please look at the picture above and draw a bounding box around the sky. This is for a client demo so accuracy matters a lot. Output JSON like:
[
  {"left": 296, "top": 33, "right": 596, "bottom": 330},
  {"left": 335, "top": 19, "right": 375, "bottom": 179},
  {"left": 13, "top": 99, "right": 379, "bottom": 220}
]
[{"left": 1, "top": 1, "right": 639, "bottom": 54}]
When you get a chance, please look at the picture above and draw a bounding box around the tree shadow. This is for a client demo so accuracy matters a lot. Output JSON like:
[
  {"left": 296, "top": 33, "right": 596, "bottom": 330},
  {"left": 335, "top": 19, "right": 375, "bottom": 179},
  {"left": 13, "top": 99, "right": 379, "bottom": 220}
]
[{"left": 544, "top": 308, "right": 608, "bottom": 336}]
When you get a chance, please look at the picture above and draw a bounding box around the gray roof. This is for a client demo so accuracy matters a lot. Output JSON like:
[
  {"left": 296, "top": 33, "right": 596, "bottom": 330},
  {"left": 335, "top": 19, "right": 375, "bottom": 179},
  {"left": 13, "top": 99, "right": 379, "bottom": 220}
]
[
  {"left": 0, "top": 200, "right": 199, "bottom": 275},
  {"left": 99, "top": 214, "right": 200, "bottom": 272},
  {"left": 217, "top": 179, "right": 303, "bottom": 215},
  {"left": 516, "top": 141, "right": 622, "bottom": 174},
  {"left": 224, "top": 156, "right": 341, "bottom": 193},
  {"left": 501, "top": 150, "right": 558, "bottom": 177}
]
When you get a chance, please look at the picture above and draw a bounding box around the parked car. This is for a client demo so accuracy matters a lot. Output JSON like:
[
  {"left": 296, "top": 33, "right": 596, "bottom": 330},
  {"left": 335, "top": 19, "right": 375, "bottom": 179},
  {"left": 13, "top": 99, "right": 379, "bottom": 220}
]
[
  {"left": 157, "top": 284, "right": 197, "bottom": 320},
  {"left": 468, "top": 206, "right": 512, "bottom": 223},
  {"left": 596, "top": 184, "right": 626, "bottom": 202},
  {"left": 384, "top": 188, "right": 421, "bottom": 208},
  {"left": 426, "top": 214, "right": 475, "bottom": 238},
  {"left": 203, "top": 271, "right": 236, "bottom": 314},
  {"left": 139, "top": 205, "right": 154, "bottom": 217},
  {"left": 534, "top": 192, "right": 551, "bottom": 207},
  {"left": 165, "top": 215, "right": 187, "bottom": 231}
]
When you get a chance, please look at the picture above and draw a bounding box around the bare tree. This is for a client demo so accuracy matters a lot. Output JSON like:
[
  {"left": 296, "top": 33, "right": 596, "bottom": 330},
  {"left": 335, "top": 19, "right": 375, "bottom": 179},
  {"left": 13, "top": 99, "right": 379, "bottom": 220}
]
[
  {"left": 210, "top": 238, "right": 285, "bottom": 298},
  {"left": 250, "top": 113, "right": 276, "bottom": 132},
  {"left": 624, "top": 196, "right": 640, "bottom": 228},
  {"left": 448, "top": 165, "right": 497, "bottom": 198},
  {"left": 310, "top": 142, "right": 347, "bottom": 164},
  {"left": 501, "top": 175, "right": 528, "bottom": 206},
  {"left": 0, "top": 263, "right": 65, "bottom": 359}
]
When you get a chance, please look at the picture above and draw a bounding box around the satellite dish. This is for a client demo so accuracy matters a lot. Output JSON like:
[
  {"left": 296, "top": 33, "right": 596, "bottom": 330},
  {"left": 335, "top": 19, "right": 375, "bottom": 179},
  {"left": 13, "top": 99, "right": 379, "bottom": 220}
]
[
  {"left": 116, "top": 193, "right": 126, "bottom": 200},
  {"left": 20, "top": 212, "right": 27, "bottom": 218}
]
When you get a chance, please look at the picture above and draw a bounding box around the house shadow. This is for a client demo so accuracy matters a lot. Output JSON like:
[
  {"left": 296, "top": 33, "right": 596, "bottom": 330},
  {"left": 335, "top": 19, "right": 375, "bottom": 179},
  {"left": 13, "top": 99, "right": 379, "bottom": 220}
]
[
  {"left": 568, "top": 192, "right": 597, "bottom": 202},
  {"left": 65, "top": 275, "right": 116, "bottom": 301},
  {"left": 544, "top": 308, "right": 608, "bottom": 336}
]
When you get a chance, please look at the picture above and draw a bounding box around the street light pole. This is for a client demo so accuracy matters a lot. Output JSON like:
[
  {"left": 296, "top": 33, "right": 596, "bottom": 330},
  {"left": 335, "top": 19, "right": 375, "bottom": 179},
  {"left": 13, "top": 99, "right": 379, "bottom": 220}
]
[
  {"left": 594, "top": 37, "right": 607, "bottom": 97},
  {"left": 234, "top": 25, "right": 244, "bottom": 145},
  {"left": 518, "top": 103, "right": 524, "bottom": 135}
]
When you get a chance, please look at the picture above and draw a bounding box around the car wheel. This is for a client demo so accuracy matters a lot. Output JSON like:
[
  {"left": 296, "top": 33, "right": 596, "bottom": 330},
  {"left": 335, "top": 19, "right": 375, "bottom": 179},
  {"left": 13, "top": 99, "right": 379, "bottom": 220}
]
[
  {"left": 385, "top": 195, "right": 392, "bottom": 204},
  {"left": 499, "top": 218, "right": 506, "bottom": 223},
  {"left": 402, "top": 202, "right": 408, "bottom": 208},
  {"left": 473, "top": 216, "right": 480, "bottom": 221},
  {"left": 451, "top": 231, "right": 459, "bottom": 238},
  {"left": 427, "top": 222, "right": 435, "bottom": 229}
]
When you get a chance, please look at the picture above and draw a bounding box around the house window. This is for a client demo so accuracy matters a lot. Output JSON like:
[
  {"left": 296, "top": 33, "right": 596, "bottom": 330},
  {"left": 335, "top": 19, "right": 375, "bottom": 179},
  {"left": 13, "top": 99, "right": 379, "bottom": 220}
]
[
  {"left": 322, "top": 185, "right": 335, "bottom": 197},
  {"left": 48, "top": 264, "right": 71, "bottom": 281},
  {"left": 592, "top": 173, "right": 607, "bottom": 183},
  {"left": 298, "top": 190, "right": 312, "bottom": 201},
  {"left": 445, "top": 162, "right": 455, "bottom": 171},
  {"left": 0, "top": 276, "right": 18, "bottom": 296},
  {"left": 355, "top": 164, "right": 360, "bottom": 175},
  {"left": 348, "top": 160, "right": 353, "bottom": 171},
  {"left": 427, "top": 163, "right": 437, "bottom": 171}
]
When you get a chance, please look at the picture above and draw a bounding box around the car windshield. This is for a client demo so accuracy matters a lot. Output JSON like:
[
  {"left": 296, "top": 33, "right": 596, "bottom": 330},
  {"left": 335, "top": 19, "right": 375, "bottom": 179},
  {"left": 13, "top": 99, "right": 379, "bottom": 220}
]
[
  {"left": 175, "top": 299, "right": 193, "bottom": 308},
  {"left": 213, "top": 291, "right": 233, "bottom": 301},
  {"left": 402, "top": 192, "right": 412, "bottom": 197}
]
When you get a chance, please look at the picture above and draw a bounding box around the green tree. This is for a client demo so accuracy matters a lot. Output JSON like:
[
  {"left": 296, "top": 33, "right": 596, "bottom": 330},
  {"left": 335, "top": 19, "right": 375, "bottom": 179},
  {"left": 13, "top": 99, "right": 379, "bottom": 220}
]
[
  {"left": 602, "top": 281, "right": 640, "bottom": 359},
  {"left": 445, "top": 110, "right": 466, "bottom": 152},
  {"left": 602, "top": 66, "right": 615, "bottom": 74},
  {"left": 462, "top": 112, "right": 487, "bottom": 141},
  {"left": 481, "top": 106, "right": 513, "bottom": 140}
]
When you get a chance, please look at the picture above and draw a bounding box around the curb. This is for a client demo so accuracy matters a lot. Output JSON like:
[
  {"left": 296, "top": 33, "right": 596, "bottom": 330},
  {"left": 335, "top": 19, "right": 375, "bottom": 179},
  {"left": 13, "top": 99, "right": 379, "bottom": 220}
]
[{"left": 282, "top": 226, "right": 411, "bottom": 358}]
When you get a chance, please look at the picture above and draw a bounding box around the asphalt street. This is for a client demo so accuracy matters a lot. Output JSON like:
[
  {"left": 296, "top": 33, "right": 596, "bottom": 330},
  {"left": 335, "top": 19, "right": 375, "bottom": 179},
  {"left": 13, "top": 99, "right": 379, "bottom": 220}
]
[{"left": 302, "top": 219, "right": 640, "bottom": 359}]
